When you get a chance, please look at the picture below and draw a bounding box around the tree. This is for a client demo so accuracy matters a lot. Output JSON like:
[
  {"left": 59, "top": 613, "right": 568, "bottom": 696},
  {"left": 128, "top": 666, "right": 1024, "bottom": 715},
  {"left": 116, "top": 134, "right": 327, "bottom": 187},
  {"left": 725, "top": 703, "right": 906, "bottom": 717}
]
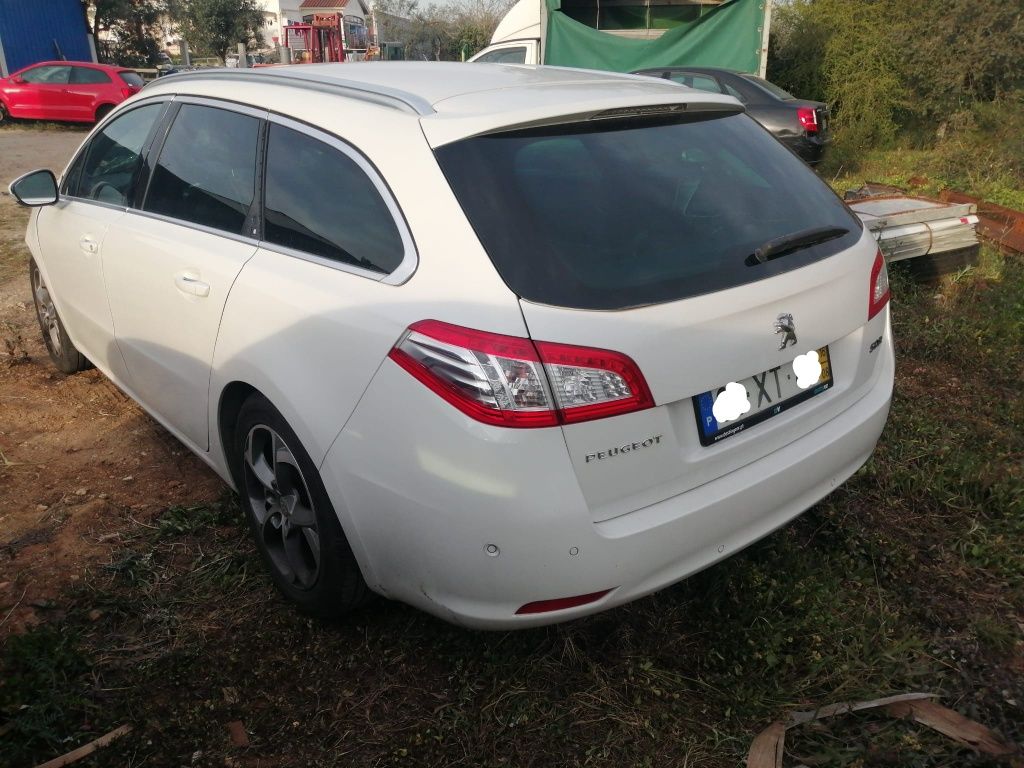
[
  {"left": 82, "top": 0, "right": 165, "bottom": 66},
  {"left": 170, "top": 0, "right": 264, "bottom": 63},
  {"left": 372, "top": 0, "right": 513, "bottom": 61}
]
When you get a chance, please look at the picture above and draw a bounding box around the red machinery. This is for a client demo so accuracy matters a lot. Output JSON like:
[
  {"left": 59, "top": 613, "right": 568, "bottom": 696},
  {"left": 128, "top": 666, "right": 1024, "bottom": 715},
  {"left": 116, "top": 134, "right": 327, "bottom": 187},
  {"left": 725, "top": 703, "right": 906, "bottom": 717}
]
[{"left": 284, "top": 13, "right": 345, "bottom": 64}]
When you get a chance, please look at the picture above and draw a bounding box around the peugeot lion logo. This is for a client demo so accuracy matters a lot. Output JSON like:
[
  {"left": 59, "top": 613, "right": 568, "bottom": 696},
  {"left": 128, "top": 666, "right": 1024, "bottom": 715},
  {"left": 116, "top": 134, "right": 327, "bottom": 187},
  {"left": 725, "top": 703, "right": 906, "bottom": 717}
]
[{"left": 774, "top": 313, "right": 797, "bottom": 350}]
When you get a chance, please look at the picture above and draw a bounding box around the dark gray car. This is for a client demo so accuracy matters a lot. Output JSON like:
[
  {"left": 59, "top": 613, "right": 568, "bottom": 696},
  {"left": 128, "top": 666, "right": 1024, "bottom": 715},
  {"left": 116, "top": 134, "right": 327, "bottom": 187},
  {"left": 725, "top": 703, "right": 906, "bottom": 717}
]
[{"left": 632, "top": 67, "right": 831, "bottom": 164}]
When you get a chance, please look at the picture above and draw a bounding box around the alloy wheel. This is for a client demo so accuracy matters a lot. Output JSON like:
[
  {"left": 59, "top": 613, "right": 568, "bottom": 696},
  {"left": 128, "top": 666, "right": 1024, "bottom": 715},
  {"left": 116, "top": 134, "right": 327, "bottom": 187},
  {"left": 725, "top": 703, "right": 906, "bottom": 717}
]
[
  {"left": 243, "top": 425, "right": 321, "bottom": 590},
  {"left": 32, "top": 264, "right": 62, "bottom": 356}
]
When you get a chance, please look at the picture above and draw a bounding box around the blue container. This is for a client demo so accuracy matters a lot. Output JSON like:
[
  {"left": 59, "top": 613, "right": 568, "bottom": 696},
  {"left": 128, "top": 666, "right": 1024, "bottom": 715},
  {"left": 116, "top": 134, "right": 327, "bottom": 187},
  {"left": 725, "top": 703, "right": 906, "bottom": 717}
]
[{"left": 0, "top": 0, "right": 94, "bottom": 77}]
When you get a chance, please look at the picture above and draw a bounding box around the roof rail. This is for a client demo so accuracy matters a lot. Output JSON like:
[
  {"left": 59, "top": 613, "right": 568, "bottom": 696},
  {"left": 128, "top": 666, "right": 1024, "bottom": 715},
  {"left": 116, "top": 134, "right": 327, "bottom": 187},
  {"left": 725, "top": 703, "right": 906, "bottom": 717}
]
[{"left": 155, "top": 69, "right": 435, "bottom": 116}]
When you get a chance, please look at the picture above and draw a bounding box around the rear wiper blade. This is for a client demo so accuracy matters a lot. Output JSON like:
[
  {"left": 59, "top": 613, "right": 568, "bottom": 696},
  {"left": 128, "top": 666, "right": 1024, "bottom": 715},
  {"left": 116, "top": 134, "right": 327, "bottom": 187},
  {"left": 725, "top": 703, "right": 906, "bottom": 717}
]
[{"left": 746, "top": 226, "right": 849, "bottom": 265}]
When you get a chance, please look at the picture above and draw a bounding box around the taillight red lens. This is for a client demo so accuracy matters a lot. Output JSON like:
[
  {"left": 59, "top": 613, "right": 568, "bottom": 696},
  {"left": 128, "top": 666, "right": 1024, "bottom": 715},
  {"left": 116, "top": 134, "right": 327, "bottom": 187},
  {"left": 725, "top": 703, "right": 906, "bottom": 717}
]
[
  {"left": 868, "top": 248, "right": 890, "bottom": 320},
  {"left": 388, "top": 320, "right": 654, "bottom": 428},
  {"left": 798, "top": 107, "right": 819, "bottom": 133}
]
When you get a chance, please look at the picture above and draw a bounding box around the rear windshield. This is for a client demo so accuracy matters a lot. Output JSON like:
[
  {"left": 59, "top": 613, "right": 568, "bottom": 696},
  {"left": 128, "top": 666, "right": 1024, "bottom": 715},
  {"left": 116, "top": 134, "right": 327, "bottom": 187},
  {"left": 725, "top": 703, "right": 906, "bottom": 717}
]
[
  {"left": 742, "top": 75, "right": 795, "bottom": 101},
  {"left": 119, "top": 71, "right": 144, "bottom": 87},
  {"left": 434, "top": 112, "right": 860, "bottom": 310}
]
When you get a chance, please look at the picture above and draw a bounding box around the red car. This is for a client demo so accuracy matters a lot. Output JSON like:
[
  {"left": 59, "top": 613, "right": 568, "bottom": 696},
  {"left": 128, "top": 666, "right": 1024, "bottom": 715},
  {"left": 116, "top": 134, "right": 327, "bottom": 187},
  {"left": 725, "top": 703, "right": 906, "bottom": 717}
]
[{"left": 0, "top": 61, "right": 144, "bottom": 125}]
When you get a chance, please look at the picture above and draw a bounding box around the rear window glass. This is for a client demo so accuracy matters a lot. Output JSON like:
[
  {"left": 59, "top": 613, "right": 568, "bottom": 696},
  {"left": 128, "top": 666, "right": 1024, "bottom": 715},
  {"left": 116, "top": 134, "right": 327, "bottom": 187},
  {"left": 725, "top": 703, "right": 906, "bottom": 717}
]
[
  {"left": 742, "top": 75, "right": 795, "bottom": 101},
  {"left": 434, "top": 112, "right": 860, "bottom": 310},
  {"left": 119, "top": 71, "right": 144, "bottom": 88}
]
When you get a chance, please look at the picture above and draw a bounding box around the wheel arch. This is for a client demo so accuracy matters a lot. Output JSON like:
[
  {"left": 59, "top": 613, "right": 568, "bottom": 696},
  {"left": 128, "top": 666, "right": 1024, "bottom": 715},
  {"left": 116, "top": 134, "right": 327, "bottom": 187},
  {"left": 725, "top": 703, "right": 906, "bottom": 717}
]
[
  {"left": 94, "top": 102, "right": 116, "bottom": 122},
  {"left": 214, "top": 378, "right": 380, "bottom": 591},
  {"left": 217, "top": 380, "right": 259, "bottom": 488}
]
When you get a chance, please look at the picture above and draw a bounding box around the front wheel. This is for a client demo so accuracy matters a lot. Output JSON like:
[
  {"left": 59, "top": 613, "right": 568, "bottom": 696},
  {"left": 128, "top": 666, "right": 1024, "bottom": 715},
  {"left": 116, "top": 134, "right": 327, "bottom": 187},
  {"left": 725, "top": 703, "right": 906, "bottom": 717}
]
[
  {"left": 30, "top": 259, "right": 89, "bottom": 374},
  {"left": 0, "top": 101, "right": 9, "bottom": 124},
  {"left": 235, "top": 394, "right": 370, "bottom": 618}
]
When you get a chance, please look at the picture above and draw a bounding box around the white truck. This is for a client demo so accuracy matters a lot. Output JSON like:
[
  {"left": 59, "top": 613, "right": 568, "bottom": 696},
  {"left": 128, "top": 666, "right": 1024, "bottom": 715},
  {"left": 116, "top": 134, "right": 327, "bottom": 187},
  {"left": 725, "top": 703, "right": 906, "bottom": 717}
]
[{"left": 470, "top": 0, "right": 771, "bottom": 77}]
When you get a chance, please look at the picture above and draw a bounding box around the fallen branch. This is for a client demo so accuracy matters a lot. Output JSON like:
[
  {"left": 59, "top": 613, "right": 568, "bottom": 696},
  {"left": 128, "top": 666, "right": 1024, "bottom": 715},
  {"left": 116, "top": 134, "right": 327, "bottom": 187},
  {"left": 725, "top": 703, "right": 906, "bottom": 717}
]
[
  {"left": 33, "top": 724, "right": 133, "bottom": 768},
  {"left": 747, "top": 693, "right": 1019, "bottom": 768}
]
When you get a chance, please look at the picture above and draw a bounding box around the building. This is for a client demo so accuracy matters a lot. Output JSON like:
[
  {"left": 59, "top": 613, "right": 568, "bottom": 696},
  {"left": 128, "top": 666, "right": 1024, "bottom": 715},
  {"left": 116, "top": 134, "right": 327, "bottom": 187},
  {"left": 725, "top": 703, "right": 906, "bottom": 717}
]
[
  {"left": 258, "top": 0, "right": 306, "bottom": 47},
  {"left": 0, "top": 0, "right": 96, "bottom": 77}
]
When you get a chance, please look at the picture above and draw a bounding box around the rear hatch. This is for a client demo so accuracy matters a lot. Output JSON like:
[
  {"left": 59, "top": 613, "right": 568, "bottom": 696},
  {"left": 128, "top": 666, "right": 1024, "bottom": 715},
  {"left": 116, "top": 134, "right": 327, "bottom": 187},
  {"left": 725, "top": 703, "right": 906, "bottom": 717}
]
[{"left": 434, "top": 108, "right": 885, "bottom": 522}]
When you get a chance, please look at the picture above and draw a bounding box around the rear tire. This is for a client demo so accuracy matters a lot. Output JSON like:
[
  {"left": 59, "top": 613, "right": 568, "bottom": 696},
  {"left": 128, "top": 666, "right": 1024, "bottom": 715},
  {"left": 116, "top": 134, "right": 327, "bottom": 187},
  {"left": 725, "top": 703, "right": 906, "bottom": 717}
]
[
  {"left": 30, "top": 259, "right": 89, "bottom": 374},
  {"left": 94, "top": 104, "right": 114, "bottom": 123},
  {"left": 234, "top": 393, "right": 370, "bottom": 618}
]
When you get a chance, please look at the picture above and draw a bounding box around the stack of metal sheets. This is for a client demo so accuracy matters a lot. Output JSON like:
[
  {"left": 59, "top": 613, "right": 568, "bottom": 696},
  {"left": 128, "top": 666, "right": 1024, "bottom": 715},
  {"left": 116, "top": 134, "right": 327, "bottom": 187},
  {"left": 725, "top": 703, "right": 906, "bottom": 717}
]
[{"left": 847, "top": 196, "right": 980, "bottom": 263}]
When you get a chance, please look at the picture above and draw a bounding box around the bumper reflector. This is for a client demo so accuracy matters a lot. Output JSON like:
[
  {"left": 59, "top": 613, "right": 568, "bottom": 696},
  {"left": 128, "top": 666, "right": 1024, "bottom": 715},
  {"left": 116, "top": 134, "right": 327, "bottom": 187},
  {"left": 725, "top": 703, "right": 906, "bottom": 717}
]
[{"left": 515, "top": 588, "right": 614, "bottom": 615}]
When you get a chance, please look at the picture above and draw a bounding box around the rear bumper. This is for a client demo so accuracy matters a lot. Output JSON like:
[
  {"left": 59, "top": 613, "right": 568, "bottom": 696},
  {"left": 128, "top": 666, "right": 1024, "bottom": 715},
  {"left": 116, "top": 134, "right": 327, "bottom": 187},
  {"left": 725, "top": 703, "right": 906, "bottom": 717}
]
[
  {"left": 322, "top": 323, "right": 894, "bottom": 629},
  {"left": 783, "top": 134, "right": 831, "bottom": 164}
]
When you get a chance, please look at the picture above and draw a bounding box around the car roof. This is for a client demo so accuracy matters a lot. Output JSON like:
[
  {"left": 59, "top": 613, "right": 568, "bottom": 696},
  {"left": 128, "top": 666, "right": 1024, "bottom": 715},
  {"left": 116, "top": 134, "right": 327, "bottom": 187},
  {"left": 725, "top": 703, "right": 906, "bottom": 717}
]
[
  {"left": 19, "top": 60, "right": 131, "bottom": 72},
  {"left": 635, "top": 66, "right": 744, "bottom": 76},
  {"left": 151, "top": 62, "right": 741, "bottom": 146}
]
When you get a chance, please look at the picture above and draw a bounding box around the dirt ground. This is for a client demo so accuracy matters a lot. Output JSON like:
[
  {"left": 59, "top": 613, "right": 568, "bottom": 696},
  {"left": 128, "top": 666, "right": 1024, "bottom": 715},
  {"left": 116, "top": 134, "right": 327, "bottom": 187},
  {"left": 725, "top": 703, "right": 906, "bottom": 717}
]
[{"left": 0, "top": 128, "right": 223, "bottom": 635}]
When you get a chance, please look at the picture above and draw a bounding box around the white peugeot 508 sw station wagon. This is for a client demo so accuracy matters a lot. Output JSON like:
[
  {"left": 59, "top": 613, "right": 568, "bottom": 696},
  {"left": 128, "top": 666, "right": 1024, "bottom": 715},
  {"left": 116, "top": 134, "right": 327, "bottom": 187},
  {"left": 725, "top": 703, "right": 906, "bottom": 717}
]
[{"left": 10, "top": 63, "right": 893, "bottom": 629}]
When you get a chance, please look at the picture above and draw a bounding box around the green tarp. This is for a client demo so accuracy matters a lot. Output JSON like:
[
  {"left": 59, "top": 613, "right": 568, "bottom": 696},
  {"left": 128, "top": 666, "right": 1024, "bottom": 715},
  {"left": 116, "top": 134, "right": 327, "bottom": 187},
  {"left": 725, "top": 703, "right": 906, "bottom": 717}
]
[{"left": 544, "top": 0, "right": 765, "bottom": 74}]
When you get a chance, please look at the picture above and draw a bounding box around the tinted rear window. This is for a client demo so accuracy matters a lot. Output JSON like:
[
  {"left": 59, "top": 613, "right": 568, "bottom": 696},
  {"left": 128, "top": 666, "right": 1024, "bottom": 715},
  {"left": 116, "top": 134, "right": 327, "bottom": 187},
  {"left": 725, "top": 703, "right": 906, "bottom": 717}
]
[
  {"left": 119, "top": 71, "right": 144, "bottom": 87},
  {"left": 434, "top": 112, "right": 860, "bottom": 310},
  {"left": 742, "top": 75, "right": 795, "bottom": 101}
]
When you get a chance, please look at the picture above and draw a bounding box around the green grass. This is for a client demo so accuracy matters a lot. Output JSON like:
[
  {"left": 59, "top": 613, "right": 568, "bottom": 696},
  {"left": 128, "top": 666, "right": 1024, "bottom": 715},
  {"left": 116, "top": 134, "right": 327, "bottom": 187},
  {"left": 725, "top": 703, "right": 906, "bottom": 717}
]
[{"left": 1, "top": 258, "right": 1022, "bottom": 766}]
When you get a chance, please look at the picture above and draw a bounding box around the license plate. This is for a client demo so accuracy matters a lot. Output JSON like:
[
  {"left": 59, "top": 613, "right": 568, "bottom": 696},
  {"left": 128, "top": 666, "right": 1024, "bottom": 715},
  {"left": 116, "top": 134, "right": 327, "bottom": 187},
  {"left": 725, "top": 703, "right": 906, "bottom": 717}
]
[{"left": 693, "top": 347, "right": 833, "bottom": 446}]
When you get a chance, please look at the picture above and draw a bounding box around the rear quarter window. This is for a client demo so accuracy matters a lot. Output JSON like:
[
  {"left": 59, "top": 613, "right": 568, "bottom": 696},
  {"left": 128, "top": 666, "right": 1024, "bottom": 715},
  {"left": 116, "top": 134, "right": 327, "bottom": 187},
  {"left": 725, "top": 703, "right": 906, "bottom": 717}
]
[
  {"left": 434, "top": 112, "right": 860, "bottom": 310},
  {"left": 119, "top": 71, "right": 145, "bottom": 88},
  {"left": 262, "top": 123, "right": 406, "bottom": 275}
]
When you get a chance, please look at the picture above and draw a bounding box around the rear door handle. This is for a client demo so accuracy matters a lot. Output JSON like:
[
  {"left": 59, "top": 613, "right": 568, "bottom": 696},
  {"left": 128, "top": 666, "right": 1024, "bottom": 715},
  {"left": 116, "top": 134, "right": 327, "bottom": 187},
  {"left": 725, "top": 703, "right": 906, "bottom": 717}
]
[
  {"left": 174, "top": 272, "right": 210, "bottom": 298},
  {"left": 79, "top": 235, "right": 98, "bottom": 254}
]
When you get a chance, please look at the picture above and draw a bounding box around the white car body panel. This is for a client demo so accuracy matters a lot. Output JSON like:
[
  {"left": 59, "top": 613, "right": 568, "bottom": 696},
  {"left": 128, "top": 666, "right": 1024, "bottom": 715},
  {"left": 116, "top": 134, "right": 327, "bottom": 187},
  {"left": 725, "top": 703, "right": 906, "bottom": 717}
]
[
  {"left": 34, "top": 200, "right": 124, "bottom": 376},
  {"left": 324, "top": 313, "right": 892, "bottom": 628},
  {"left": 19, "top": 64, "right": 895, "bottom": 628},
  {"left": 102, "top": 211, "right": 258, "bottom": 449}
]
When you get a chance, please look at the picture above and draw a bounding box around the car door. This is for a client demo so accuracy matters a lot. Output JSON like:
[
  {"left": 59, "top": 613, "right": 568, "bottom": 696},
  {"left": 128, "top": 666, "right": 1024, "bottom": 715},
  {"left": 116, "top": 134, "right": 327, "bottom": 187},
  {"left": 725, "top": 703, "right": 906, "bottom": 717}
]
[
  {"left": 7, "top": 65, "right": 72, "bottom": 119},
  {"left": 35, "top": 100, "right": 169, "bottom": 379},
  {"left": 100, "top": 99, "right": 265, "bottom": 450},
  {"left": 66, "top": 66, "right": 113, "bottom": 121}
]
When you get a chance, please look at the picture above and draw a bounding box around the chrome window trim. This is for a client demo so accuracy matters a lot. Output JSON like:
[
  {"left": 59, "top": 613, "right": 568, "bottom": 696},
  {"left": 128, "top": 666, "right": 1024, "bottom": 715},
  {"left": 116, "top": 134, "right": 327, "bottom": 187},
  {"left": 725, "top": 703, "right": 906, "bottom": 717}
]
[
  {"left": 262, "top": 113, "right": 418, "bottom": 286},
  {"left": 127, "top": 208, "right": 262, "bottom": 249},
  {"left": 171, "top": 94, "right": 270, "bottom": 121}
]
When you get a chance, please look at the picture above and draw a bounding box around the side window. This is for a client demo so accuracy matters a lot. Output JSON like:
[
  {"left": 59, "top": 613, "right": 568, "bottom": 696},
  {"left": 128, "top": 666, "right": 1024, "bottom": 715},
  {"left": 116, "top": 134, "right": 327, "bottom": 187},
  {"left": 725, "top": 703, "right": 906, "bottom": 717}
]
[
  {"left": 70, "top": 102, "right": 164, "bottom": 206},
  {"left": 144, "top": 104, "right": 260, "bottom": 235},
  {"left": 475, "top": 46, "right": 527, "bottom": 64},
  {"left": 263, "top": 123, "right": 405, "bottom": 274},
  {"left": 669, "top": 73, "right": 722, "bottom": 94},
  {"left": 21, "top": 65, "right": 71, "bottom": 84},
  {"left": 69, "top": 67, "right": 112, "bottom": 85}
]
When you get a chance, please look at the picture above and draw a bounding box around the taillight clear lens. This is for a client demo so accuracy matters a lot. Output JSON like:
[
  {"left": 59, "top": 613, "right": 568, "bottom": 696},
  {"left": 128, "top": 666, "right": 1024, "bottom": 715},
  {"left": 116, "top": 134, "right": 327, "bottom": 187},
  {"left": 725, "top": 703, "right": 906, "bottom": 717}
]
[
  {"left": 388, "top": 321, "right": 654, "bottom": 428},
  {"left": 535, "top": 341, "right": 654, "bottom": 424},
  {"left": 798, "top": 107, "right": 819, "bottom": 133},
  {"left": 868, "top": 248, "right": 891, "bottom": 320}
]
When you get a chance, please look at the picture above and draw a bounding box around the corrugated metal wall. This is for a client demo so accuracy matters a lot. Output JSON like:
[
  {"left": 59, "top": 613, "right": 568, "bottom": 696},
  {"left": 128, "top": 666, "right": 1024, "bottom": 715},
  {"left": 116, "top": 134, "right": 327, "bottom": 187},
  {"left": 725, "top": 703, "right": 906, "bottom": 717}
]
[{"left": 0, "top": 0, "right": 94, "bottom": 76}]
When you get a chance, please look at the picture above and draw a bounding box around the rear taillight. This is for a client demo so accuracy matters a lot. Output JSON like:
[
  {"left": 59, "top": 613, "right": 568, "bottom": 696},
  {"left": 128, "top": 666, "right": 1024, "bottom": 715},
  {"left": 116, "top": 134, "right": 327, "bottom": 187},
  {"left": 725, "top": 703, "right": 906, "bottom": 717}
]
[
  {"left": 868, "top": 248, "right": 890, "bottom": 320},
  {"left": 388, "top": 320, "right": 654, "bottom": 428},
  {"left": 797, "top": 107, "right": 819, "bottom": 133},
  {"left": 120, "top": 87, "right": 134, "bottom": 99}
]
